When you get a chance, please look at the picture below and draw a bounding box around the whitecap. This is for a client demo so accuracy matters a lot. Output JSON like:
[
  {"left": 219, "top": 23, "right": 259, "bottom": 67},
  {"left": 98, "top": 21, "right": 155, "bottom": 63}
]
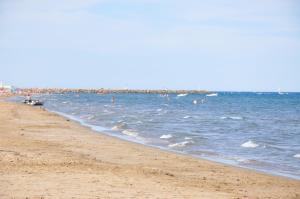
[
  {"left": 111, "top": 123, "right": 127, "bottom": 131},
  {"left": 111, "top": 126, "right": 119, "bottom": 131},
  {"left": 193, "top": 100, "right": 197, "bottom": 104},
  {"left": 156, "top": 108, "right": 162, "bottom": 112},
  {"left": 87, "top": 115, "right": 95, "bottom": 120},
  {"left": 184, "top": 137, "right": 192, "bottom": 140},
  {"left": 236, "top": 158, "right": 250, "bottom": 163},
  {"left": 160, "top": 134, "right": 173, "bottom": 139},
  {"left": 206, "top": 93, "right": 218, "bottom": 97},
  {"left": 241, "top": 140, "right": 259, "bottom": 148},
  {"left": 229, "top": 116, "right": 243, "bottom": 120},
  {"left": 183, "top": 116, "right": 191, "bottom": 119},
  {"left": 62, "top": 101, "right": 68, "bottom": 104},
  {"left": 122, "top": 130, "right": 138, "bottom": 137},
  {"left": 220, "top": 116, "right": 243, "bottom": 120},
  {"left": 177, "top": 93, "right": 188, "bottom": 97},
  {"left": 168, "top": 141, "right": 193, "bottom": 148},
  {"left": 294, "top": 154, "right": 300, "bottom": 158}
]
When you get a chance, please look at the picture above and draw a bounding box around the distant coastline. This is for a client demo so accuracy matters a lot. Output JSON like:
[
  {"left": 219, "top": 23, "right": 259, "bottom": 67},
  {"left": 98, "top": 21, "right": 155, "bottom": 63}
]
[{"left": 19, "top": 88, "right": 211, "bottom": 95}]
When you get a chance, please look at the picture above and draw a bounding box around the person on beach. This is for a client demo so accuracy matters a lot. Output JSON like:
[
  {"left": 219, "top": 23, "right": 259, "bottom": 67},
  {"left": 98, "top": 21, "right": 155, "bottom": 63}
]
[
  {"left": 26, "top": 94, "right": 32, "bottom": 102},
  {"left": 111, "top": 96, "right": 115, "bottom": 104}
]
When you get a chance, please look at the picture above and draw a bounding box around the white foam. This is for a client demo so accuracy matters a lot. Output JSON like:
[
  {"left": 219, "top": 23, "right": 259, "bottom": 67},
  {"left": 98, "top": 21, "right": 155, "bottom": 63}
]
[
  {"left": 206, "top": 93, "right": 218, "bottom": 97},
  {"left": 168, "top": 141, "right": 193, "bottom": 148},
  {"left": 236, "top": 158, "right": 250, "bottom": 163},
  {"left": 156, "top": 108, "right": 162, "bottom": 112},
  {"left": 241, "top": 140, "right": 259, "bottom": 148},
  {"left": 62, "top": 101, "right": 68, "bottom": 104},
  {"left": 160, "top": 134, "right": 173, "bottom": 139},
  {"left": 220, "top": 116, "right": 243, "bottom": 120},
  {"left": 183, "top": 116, "right": 191, "bottom": 119},
  {"left": 122, "top": 130, "right": 138, "bottom": 137},
  {"left": 177, "top": 93, "right": 188, "bottom": 97},
  {"left": 184, "top": 137, "right": 192, "bottom": 140},
  {"left": 111, "top": 126, "right": 119, "bottom": 131},
  {"left": 229, "top": 116, "right": 243, "bottom": 120},
  {"left": 294, "top": 154, "right": 300, "bottom": 158},
  {"left": 193, "top": 100, "right": 197, "bottom": 104},
  {"left": 87, "top": 115, "right": 95, "bottom": 120}
]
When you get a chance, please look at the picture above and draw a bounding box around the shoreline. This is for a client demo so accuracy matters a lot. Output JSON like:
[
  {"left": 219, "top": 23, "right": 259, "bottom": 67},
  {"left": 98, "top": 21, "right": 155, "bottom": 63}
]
[
  {"left": 48, "top": 107, "right": 300, "bottom": 181},
  {"left": 1, "top": 100, "right": 300, "bottom": 198}
]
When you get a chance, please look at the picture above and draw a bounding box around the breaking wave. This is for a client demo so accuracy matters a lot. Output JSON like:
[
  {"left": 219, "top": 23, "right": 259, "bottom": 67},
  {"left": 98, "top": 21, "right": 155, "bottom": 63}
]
[
  {"left": 168, "top": 140, "right": 193, "bottom": 148},
  {"left": 241, "top": 140, "right": 259, "bottom": 148},
  {"left": 160, "top": 134, "right": 173, "bottom": 139},
  {"left": 122, "top": 130, "right": 138, "bottom": 137}
]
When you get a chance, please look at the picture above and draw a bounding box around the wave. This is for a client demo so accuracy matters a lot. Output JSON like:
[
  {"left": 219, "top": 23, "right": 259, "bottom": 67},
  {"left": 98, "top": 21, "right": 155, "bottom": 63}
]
[
  {"left": 294, "top": 154, "right": 300, "bottom": 158},
  {"left": 229, "top": 116, "right": 243, "bottom": 120},
  {"left": 235, "top": 157, "right": 252, "bottom": 164},
  {"left": 220, "top": 116, "right": 243, "bottom": 120},
  {"left": 177, "top": 93, "right": 188, "bottom": 97},
  {"left": 241, "top": 140, "right": 259, "bottom": 148},
  {"left": 168, "top": 140, "right": 193, "bottom": 148},
  {"left": 160, "top": 134, "right": 173, "bottom": 139},
  {"left": 111, "top": 123, "right": 128, "bottom": 131},
  {"left": 122, "top": 130, "right": 138, "bottom": 137},
  {"left": 206, "top": 93, "right": 218, "bottom": 97},
  {"left": 87, "top": 115, "right": 95, "bottom": 120},
  {"left": 111, "top": 126, "right": 119, "bottom": 131}
]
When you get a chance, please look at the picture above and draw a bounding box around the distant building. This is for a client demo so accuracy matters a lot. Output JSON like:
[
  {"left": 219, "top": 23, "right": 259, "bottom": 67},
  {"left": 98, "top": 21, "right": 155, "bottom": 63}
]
[{"left": 0, "top": 82, "right": 17, "bottom": 94}]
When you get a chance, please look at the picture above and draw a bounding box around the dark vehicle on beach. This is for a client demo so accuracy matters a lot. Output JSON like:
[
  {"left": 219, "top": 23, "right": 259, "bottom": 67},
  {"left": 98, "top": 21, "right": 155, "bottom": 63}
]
[{"left": 23, "top": 99, "right": 44, "bottom": 106}]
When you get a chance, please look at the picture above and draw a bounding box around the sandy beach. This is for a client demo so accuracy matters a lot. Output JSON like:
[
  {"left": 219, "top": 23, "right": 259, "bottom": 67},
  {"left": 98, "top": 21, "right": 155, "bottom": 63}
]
[{"left": 0, "top": 100, "right": 299, "bottom": 199}]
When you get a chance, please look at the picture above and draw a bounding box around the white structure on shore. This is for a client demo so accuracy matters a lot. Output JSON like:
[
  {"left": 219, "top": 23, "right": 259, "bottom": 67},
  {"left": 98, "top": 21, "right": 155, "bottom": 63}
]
[{"left": 0, "top": 81, "right": 16, "bottom": 93}]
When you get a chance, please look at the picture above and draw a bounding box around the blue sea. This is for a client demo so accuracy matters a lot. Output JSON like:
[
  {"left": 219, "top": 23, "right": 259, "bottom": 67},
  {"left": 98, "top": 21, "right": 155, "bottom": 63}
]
[{"left": 11, "top": 92, "right": 300, "bottom": 179}]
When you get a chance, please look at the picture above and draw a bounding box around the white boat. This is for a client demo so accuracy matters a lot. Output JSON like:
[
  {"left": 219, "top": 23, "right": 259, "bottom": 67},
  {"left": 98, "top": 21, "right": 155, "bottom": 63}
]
[
  {"left": 206, "top": 93, "right": 218, "bottom": 97},
  {"left": 177, "top": 93, "right": 188, "bottom": 97}
]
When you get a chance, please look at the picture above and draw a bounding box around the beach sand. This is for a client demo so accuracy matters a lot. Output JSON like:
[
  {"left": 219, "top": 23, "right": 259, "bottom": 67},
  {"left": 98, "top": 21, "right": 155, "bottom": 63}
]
[{"left": 0, "top": 100, "right": 299, "bottom": 199}]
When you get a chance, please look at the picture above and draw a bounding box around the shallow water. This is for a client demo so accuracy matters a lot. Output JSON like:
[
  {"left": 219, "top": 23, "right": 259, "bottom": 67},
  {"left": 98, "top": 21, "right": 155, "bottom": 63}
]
[{"left": 11, "top": 92, "right": 300, "bottom": 179}]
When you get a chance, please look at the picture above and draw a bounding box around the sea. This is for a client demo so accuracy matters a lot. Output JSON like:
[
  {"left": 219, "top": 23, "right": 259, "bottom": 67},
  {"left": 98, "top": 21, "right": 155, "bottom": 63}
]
[{"left": 11, "top": 92, "right": 300, "bottom": 179}]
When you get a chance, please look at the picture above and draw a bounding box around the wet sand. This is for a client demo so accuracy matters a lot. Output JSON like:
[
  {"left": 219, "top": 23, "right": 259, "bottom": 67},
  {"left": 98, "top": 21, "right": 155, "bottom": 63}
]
[{"left": 0, "top": 100, "right": 299, "bottom": 199}]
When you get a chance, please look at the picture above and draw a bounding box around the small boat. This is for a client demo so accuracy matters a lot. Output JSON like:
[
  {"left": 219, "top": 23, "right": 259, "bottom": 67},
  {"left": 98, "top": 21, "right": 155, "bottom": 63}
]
[
  {"left": 23, "top": 99, "right": 44, "bottom": 106},
  {"left": 206, "top": 93, "right": 218, "bottom": 97},
  {"left": 177, "top": 93, "right": 188, "bottom": 97}
]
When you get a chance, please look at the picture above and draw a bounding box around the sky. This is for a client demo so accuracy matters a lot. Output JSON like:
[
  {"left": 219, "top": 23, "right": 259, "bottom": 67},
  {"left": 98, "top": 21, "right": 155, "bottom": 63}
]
[{"left": 0, "top": 0, "right": 300, "bottom": 91}]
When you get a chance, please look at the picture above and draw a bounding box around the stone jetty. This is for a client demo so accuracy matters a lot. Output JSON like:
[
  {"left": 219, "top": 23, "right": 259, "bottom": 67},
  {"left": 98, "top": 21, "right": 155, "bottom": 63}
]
[{"left": 19, "top": 88, "right": 211, "bottom": 95}]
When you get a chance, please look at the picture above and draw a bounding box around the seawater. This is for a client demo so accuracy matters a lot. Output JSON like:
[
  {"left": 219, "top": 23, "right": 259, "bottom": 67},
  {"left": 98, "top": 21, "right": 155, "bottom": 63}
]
[{"left": 11, "top": 92, "right": 300, "bottom": 179}]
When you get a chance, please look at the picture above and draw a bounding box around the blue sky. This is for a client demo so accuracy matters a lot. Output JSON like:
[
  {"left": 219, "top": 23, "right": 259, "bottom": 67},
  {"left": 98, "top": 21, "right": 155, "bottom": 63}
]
[{"left": 0, "top": 0, "right": 299, "bottom": 91}]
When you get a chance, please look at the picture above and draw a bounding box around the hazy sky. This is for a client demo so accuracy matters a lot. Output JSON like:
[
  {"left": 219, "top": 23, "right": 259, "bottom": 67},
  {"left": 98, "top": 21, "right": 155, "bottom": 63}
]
[{"left": 1, "top": 0, "right": 300, "bottom": 91}]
